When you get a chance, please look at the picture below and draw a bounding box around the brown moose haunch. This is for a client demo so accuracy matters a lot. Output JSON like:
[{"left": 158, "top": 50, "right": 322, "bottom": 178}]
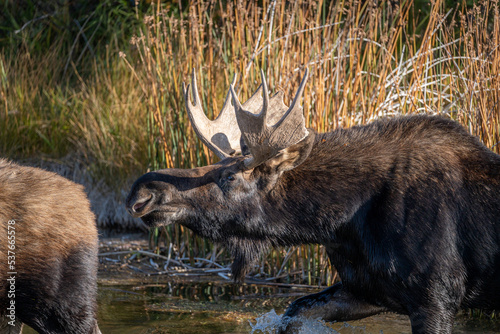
[
  {"left": 126, "top": 70, "right": 500, "bottom": 333},
  {"left": 0, "top": 160, "right": 101, "bottom": 334}
]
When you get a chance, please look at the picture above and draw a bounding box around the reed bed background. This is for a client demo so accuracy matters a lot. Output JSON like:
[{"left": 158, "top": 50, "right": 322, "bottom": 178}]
[{"left": 2, "top": 0, "right": 500, "bottom": 285}]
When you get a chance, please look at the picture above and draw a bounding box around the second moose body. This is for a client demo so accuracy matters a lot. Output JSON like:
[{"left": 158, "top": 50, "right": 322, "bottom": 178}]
[
  {"left": 0, "top": 160, "right": 101, "bottom": 334},
  {"left": 126, "top": 70, "right": 500, "bottom": 333}
]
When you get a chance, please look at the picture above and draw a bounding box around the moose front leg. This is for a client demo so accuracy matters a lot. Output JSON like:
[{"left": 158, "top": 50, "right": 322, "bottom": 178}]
[
  {"left": 279, "top": 282, "right": 387, "bottom": 333},
  {"left": 407, "top": 303, "right": 457, "bottom": 334}
]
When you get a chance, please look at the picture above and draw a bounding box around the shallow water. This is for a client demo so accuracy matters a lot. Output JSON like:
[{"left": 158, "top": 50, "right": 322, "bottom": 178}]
[
  {"left": 21, "top": 279, "right": 500, "bottom": 333},
  {"left": 251, "top": 309, "right": 500, "bottom": 334},
  {"left": 96, "top": 281, "right": 289, "bottom": 334},
  {"left": 104, "top": 281, "right": 500, "bottom": 334}
]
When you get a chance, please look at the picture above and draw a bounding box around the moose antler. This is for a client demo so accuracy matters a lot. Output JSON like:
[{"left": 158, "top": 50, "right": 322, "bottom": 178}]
[
  {"left": 230, "top": 69, "right": 309, "bottom": 169},
  {"left": 183, "top": 71, "right": 241, "bottom": 159},
  {"left": 184, "top": 69, "right": 309, "bottom": 167},
  {"left": 183, "top": 70, "right": 291, "bottom": 160}
]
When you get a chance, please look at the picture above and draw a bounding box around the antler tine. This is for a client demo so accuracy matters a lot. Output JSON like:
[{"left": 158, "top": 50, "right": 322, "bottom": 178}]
[
  {"left": 234, "top": 69, "right": 310, "bottom": 170},
  {"left": 273, "top": 69, "right": 309, "bottom": 131},
  {"left": 184, "top": 71, "right": 211, "bottom": 132},
  {"left": 229, "top": 80, "right": 243, "bottom": 113},
  {"left": 288, "top": 68, "right": 309, "bottom": 112},
  {"left": 183, "top": 70, "right": 204, "bottom": 112},
  {"left": 217, "top": 73, "right": 238, "bottom": 120},
  {"left": 260, "top": 69, "right": 269, "bottom": 124},
  {"left": 184, "top": 69, "right": 242, "bottom": 159},
  {"left": 191, "top": 70, "right": 201, "bottom": 106}
]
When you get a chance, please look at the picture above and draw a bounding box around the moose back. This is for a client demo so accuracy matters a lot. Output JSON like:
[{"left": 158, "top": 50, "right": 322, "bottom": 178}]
[{"left": 126, "top": 70, "right": 500, "bottom": 333}]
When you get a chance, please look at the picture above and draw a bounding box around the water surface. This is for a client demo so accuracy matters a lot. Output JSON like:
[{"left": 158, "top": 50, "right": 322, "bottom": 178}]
[{"left": 21, "top": 278, "right": 500, "bottom": 333}]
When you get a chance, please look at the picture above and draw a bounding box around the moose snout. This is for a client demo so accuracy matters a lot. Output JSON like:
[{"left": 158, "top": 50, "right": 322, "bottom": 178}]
[{"left": 126, "top": 192, "right": 153, "bottom": 218}]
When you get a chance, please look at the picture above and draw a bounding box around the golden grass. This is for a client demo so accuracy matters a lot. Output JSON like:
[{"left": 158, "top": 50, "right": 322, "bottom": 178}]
[
  {"left": 0, "top": 45, "right": 148, "bottom": 189},
  {"left": 0, "top": 21, "right": 149, "bottom": 227}
]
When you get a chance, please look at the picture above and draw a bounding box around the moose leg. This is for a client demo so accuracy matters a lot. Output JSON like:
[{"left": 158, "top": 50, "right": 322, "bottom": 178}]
[
  {"left": 279, "top": 282, "right": 387, "bottom": 333},
  {"left": 408, "top": 305, "right": 455, "bottom": 334}
]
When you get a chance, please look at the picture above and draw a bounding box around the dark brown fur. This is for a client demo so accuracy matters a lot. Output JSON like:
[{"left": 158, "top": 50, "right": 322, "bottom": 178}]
[
  {"left": 0, "top": 159, "right": 100, "bottom": 334},
  {"left": 127, "top": 115, "right": 500, "bottom": 333}
]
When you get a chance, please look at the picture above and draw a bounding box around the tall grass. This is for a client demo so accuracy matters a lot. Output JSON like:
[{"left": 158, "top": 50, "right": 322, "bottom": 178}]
[
  {"left": 131, "top": 0, "right": 500, "bottom": 284},
  {"left": 0, "top": 1, "right": 150, "bottom": 227}
]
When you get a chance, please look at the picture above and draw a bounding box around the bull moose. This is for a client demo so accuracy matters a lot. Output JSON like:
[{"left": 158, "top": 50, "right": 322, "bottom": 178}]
[
  {"left": 0, "top": 159, "right": 101, "bottom": 334},
  {"left": 126, "top": 69, "right": 500, "bottom": 333}
]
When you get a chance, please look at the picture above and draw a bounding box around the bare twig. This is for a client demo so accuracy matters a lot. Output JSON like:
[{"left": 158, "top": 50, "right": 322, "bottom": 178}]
[
  {"left": 245, "top": 0, "right": 276, "bottom": 75},
  {"left": 15, "top": 14, "right": 53, "bottom": 34}
]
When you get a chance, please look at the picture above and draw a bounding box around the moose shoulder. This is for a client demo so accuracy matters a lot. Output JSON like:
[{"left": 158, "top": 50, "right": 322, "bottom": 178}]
[{"left": 126, "top": 70, "right": 500, "bottom": 334}]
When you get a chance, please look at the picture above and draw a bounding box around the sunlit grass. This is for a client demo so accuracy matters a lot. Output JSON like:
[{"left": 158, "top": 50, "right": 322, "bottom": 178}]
[
  {"left": 0, "top": 52, "right": 148, "bottom": 190},
  {"left": 0, "top": 0, "right": 148, "bottom": 193}
]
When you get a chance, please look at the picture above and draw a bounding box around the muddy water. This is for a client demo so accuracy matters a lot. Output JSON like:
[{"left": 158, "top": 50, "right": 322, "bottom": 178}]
[
  {"left": 252, "top": 309, "right": 500, "bottom": 334},
  {"left": 102, "top": 277, "right": 499, "bottom": 334},
  {"left": 21, "top": 278, "right": 500, "bottom": 333}
]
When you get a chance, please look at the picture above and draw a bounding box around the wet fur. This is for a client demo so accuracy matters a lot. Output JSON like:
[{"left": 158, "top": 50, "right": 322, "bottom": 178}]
[{"left": 0, "top": 160, "right": 100, "bottom": 334}]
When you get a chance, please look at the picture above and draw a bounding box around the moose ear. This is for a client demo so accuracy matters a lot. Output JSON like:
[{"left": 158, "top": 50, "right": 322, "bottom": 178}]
[{"left": 265, "top": 129, "right": 315, "bottom": 173}]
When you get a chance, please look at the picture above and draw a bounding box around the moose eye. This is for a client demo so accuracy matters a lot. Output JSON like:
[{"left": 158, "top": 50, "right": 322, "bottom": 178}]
[{"left": 226, "top": 174, "right": 236, "bottom": 182}]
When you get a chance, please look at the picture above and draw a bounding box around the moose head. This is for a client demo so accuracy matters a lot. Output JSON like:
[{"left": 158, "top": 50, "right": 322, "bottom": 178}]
[{"left": 126, "top": 70, "right": 318, "bottom": 280}]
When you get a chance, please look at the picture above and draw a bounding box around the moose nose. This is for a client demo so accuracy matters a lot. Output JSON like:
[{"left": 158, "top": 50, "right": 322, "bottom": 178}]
[{"left": 126, "top": 194, "right": 153, "bottom": 218}]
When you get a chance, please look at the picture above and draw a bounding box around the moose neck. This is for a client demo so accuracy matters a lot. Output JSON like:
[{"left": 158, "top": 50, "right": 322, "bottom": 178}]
[{"left": 255, "top": 128, "right": 391, "bottom": 247}]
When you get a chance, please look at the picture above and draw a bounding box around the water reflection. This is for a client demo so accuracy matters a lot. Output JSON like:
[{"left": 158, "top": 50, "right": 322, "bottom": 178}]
[
  {"left": 97, "top": 281, "right": 305, "bottom": 334},
  {"left": 96, "top": 281, "right": 499, "bottom": 334},
  {"left": 20, "top": 280, "right": 500, "bottom": 333}
]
